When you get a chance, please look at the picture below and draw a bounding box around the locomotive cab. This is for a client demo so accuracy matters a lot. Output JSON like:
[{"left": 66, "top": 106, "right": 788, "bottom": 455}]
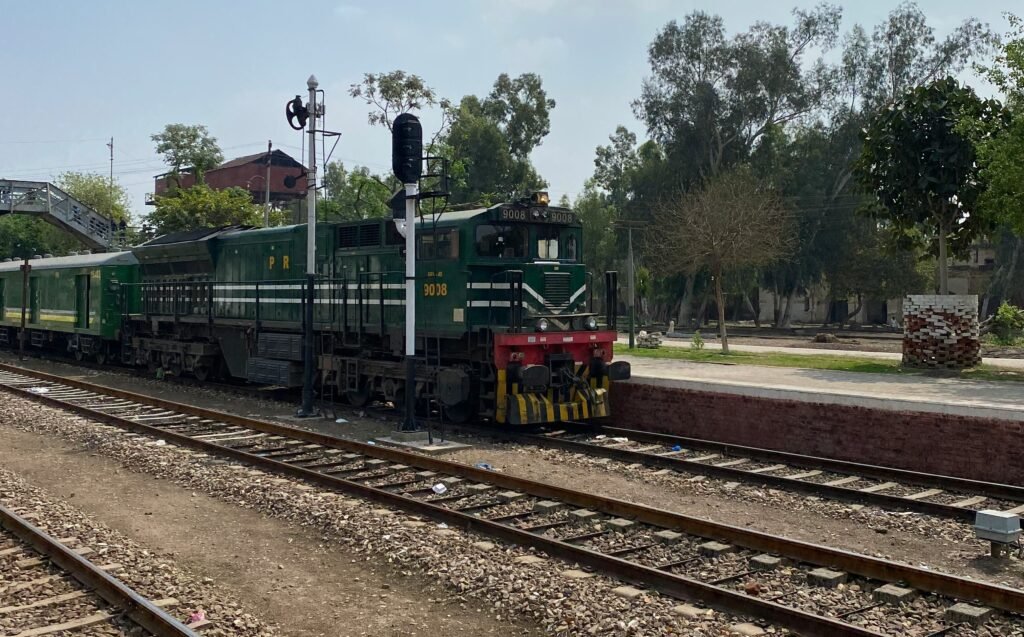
[{"left": 448, "top": 194, "right": 628, "bottom": 425}]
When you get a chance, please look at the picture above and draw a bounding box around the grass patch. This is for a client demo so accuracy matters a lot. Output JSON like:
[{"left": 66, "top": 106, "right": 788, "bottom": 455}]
[{"left": 615, "top": 343, "right": 1024, "bottom": 382}]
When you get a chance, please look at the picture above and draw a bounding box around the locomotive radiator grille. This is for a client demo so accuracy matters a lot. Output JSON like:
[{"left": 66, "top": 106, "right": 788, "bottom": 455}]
[{"left": 543, "top": 272, "right": 571, "bottom": 306}]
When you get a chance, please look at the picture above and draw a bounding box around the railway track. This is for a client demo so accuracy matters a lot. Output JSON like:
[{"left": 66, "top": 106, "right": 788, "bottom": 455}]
[
  {"left": 0, "top": 363, "right": 1020, "bottom": 635},
  {"left": 0, "top": 504, "right": 197, "bottom": 637},
  {"left": 453, "top": 422, "right": 1024, "bottom": 523}
]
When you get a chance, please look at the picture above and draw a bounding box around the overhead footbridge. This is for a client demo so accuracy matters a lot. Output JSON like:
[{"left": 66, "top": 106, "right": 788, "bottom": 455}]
[{"left": 0, "top": 179, "right": 121, "bottom": 251}]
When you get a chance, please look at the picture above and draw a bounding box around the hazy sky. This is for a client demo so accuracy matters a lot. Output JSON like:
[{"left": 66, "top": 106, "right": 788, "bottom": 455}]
[{"left": 0, "top": 1, "right": 1015, "bottom": 219}]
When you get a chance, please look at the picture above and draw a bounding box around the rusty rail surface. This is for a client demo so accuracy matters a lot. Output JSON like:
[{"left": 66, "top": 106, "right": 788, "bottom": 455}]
[{"left": 0, "top": 504, "right": 198, "bottom": 637}]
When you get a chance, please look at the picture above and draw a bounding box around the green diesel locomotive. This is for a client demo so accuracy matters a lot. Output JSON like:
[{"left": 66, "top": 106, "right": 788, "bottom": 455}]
[{"left": 0, "top": 195, "right": 628, "bottom": 425}]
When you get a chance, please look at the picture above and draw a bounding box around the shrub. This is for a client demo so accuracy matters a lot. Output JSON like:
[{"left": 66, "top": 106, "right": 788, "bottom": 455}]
[{"left": 691, "top": 330, "right": 705, "bottom": 350}]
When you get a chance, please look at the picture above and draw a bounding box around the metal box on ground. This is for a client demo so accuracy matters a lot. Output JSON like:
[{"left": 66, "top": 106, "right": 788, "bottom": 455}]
[{"left": 246, "top": 357, "right": 303, "bottom": 387}]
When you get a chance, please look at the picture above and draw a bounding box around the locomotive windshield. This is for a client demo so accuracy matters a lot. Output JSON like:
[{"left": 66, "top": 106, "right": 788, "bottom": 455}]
[
  {"left": 536, "top": 227, "right": 578, "bottom": 261},
  {"left": 475, "top": 224, "right": 529, "bottom": 258}
]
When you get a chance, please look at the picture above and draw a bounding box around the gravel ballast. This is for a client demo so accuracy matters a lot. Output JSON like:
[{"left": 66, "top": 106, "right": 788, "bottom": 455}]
[
  {"left": 0, "top": 466, "right": 276, "bottom": 637},
  {"left": 0, "top": 394, "right": 758, "bottom": 636}
]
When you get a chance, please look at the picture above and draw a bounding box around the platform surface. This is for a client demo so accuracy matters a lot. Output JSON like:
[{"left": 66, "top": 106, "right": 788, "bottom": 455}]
[{"left": 620, "top": 353, "right": 1024, "bottom": 422}]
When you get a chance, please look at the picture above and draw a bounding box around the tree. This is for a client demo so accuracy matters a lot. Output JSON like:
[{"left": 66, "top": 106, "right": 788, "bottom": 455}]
[
  {"left": 651, "top": 167, "right": 793, "bottom": 351},
  {"left": 152, "top": 124, "right": 224, "bottom": 184},
  {"left": 484, "top": 73, "right": 556, "bottom": 157},
  {"left": 973, "top": 14, "right": 1024, "bottom": 235},
  {"left": 147, "top": 185, "right": 261, "bottom": 235},
  {"left": 634, "top": 5, "right": 841, "bottom": 182},
  {"left": 856, "top": 77, "right": 1006, "bottom": 294},
  {"left": 56, "top": 171, "right": 132, "bottom": 223},
  {"left": 349, "top": 71, "right": 444, "bottom": 131},
  {"left": 319, "top": 161, "right": 396, "bottom": 221}
]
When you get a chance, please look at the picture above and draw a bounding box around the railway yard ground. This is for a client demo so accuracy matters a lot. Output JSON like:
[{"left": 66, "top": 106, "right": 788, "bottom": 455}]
[{"left": 2, "top": 350, "right": 1024, "bottom": 636}]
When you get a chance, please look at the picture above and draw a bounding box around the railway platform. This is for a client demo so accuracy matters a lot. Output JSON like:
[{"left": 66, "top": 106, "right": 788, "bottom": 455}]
[
  {"left": 620, "top": 353, "right": 1024, "bottom": 422},
  {"left": 612, "top": 354, "right": 1024, "bottom": 486}
]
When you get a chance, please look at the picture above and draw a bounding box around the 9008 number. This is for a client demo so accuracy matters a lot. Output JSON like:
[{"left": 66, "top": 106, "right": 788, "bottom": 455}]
[{"left": 423, "top": 282, "right": 448, "bottom": 297}]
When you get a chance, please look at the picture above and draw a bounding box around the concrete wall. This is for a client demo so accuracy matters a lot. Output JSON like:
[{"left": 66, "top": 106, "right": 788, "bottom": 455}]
[{"left": 611, "top": 381, "right": 1024, "bottom": 485}]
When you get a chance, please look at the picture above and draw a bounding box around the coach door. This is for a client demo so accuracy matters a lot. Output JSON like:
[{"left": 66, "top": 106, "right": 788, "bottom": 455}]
[
  {"left": 75, "top": 274, "right": 90, "bottom": 328},
  {"left": 28, "top": 277, "right": 39, "bottom": 323}
]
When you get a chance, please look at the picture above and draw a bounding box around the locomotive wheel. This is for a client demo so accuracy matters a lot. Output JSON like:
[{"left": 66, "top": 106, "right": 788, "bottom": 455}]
[
  {"left": 445, "top": 401, "right": 474, "bottom": 424},
  {"left": 193, "top": 365, "right": 210, "bottom": 382},
  {"left": 73, "top": 350, "right": 84, "bottom": 362},
  {"left": 345, "top": 387, "right": 371, "bottom": 408},
  {"left": 94, "top": 350, "right": 106, "bottom": 366}
]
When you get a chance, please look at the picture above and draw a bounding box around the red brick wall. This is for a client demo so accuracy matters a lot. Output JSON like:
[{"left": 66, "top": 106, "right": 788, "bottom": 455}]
[{"left": 611, "top": 382, "right": 1024, "bottom": 485}]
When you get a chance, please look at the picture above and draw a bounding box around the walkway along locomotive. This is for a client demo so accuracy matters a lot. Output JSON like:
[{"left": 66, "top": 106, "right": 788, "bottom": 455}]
[{"left": 0, "top": 193, "right": 630, "bottom": 425}]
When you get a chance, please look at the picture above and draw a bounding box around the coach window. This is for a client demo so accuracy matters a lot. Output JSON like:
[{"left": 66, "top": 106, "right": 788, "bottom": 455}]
[
  {"left": 418, "top": 230, "right": 459, "bottom": 260},
  {"left": 475, "top": 224, "right": 528, "bottom": 258}
]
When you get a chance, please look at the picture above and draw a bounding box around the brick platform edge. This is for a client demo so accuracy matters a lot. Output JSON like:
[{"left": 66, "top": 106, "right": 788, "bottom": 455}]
[{"left": 610, "top": 382, "right": 1024, "bottom": 486}]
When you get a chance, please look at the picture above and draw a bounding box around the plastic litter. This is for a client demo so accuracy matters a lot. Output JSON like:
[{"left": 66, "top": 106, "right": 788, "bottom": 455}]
[
  {"left": 594, "top": 435, "right": 606, "bottom": 440},
  {"left": 367, "top": 440, "right": 377, "bottom": 445},
  {"left": 27, "top": 387, "right": 49, "bottom": 394},
  {"left": 611, "top": 437, "right": 629, "bottom": 443},
  {"left": 437, "top": 522, "right": 449, "bottom": 529},
  {"left": 335, "top": 417, "right": 349, "bottom": 424},
  {"left": 431, "top": 483, "right": 448, "bottom": 495},
  {"left": 671, "top": 444, "right": 682, "bottom": 452},
  {"left": 155, "top": 439, "right": 167, "bottom": 446},
  {"left": 474, "top": 462, "right": 493, "bottom": 471},
  {"left": 186, "top": 609, "right": 206, "bottom": 624}
]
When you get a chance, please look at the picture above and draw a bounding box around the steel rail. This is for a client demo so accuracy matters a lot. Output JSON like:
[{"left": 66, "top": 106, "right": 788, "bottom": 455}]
[
  {"left": 454, "top": 424, "right": 993, "bottom": 521},
  {"left": 0, "top": 362, "right": 1021, "bottom": 624},
  {"left": 0, "top": 504, "right": 198, "bottom": 637},
  {"left": 591, "top": 424, "right": 1024, "bottom": 501}
]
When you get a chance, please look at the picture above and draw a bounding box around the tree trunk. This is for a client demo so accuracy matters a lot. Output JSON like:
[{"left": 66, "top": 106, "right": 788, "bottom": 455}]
[
  {"left": 743, "top": 292, "right": 760, "bottom": 328},
  {"left": 695, "top": 288, "right": 711, "bottom": 329},
  {"left": 772, "top": 282, "right": 781, "bottom": 326},
  {"left": 778, "top": 289, "right": 797, "bottom": 329},
  {"left": 938, "top": 218, "right": 949, "bottom": 295},
  {"left": 843, "top": 294, "right": 863, "bottom": 325},
  {"left": 714, "top": 268, "right": 728, "bottom": 353},
  {"left": 677, "top": 276, "right": 696, "bottom": 327}
]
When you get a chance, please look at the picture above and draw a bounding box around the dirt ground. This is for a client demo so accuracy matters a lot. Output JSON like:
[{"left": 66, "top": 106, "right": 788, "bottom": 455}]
[{"left": 0, "top": 426, "right": 537, "bottom": 637}]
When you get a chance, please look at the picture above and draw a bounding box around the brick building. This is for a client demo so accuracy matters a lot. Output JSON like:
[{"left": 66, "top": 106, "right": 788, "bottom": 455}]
[{"left": 148, "top": 149, "right": 306, "bottom": 205}]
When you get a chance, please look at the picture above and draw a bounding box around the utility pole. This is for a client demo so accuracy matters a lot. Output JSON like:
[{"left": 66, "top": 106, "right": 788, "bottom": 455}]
[
  {"left": 19, "top": 258, "right": 29, "bottom": 359},
  {"left": 627, "top": 226, "right": 635, "bottom": 349},
  {"left": 613, "top": 221, "right": 643, "bottom": 350},
  {"left": 264, "top": 140, "right": 272, "bottom": 227},
  {"left": 107, "top": 137, "right": 114, "bottom": 220},
  {"left": 299, "top": 76, "right": 318, "bottom": 417}
]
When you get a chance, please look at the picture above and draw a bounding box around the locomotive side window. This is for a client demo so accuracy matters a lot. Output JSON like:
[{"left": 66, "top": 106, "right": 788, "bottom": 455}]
[
  {"left": 475, "top": 224, "right": 528, "bottom": 258},
  {"left": 537, "top": 226, "right": 560, "bottom": 259},
  {"left": 418, "top": 230, "right": 458, "bottom": 260}
]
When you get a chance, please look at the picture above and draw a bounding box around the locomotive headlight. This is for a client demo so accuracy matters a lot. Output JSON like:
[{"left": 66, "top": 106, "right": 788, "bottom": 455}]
[
  {"left": 584, "top": 316, "right": 598, "bottom": 331},
  {"left": 535, "top": 318, "right": 550, "bottom": 332}
]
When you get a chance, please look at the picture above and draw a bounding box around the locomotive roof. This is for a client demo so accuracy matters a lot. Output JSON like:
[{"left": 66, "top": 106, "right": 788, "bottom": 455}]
[{"left": 0, "top": 251, "right": 138, "bottom": 272}]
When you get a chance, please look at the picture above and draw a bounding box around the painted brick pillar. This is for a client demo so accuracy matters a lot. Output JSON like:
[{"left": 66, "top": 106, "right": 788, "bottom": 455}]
[{"left": 902, "top": 294, "right": 981, "bottom": 368}]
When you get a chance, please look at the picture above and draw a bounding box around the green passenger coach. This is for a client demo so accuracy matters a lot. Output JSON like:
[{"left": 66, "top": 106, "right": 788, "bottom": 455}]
[{"left": 0, "top": 252, "right": 138, "bottom": 361}]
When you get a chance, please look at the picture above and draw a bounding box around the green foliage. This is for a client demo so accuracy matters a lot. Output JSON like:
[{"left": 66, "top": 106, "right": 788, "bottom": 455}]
[
  {"left": 972, "top": 14, "right": 1024, "bottom": 235},
  {"left": 690, "top": 330, "right": 705, "bottom": 350},
  {"left": 348, "top": 71, "right": 443, "bottom": 130},
  {"left": 993, "top": 301, "right": 1024, "bottom": 342},
  {"left": 484, "top": 73, "right": 556, "bottom": 157},
  {"left": 146, "top": 185, "right": 262, "bottom": 235},
  {"left": 320, "top": 162, "right": 396, "bottom": 221},
  {"left": 856, "top": 77, "right": 1006, "bottom": 292},
  {"left": 56, "top": 171, "right": 132, "bottom": 223},
  {"left": 151, "top": 124, "right": 223, "bottom": 183}
]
